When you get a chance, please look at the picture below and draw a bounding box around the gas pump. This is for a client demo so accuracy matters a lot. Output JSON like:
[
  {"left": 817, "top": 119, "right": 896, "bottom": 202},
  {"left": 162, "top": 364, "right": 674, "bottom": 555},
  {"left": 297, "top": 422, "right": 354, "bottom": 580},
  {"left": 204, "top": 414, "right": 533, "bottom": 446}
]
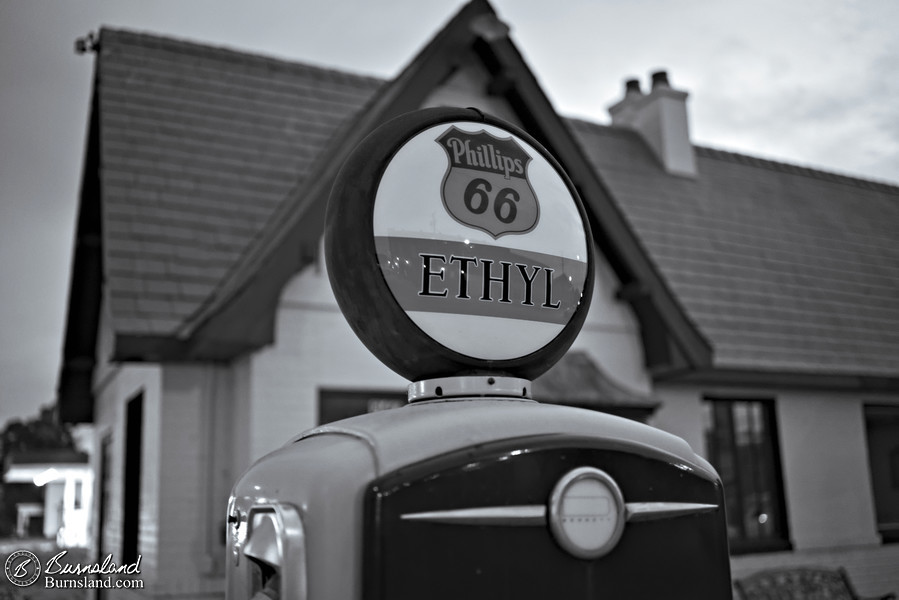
[{"left": 226, "top": 107, "right": 733, "bottom": 600}]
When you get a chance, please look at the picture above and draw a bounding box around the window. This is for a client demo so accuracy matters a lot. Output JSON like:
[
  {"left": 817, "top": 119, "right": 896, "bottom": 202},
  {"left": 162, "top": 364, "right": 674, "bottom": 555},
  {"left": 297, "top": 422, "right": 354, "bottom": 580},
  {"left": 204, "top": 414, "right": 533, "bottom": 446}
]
[
  {"left": 703, "top": 397, "right": 790, "bottom": 554},
  {"left": 318, "top": 389, "right": 406, "bottom": 425},
  {"left": 864, "top": 405, "right": 899, "bottom": 543}
]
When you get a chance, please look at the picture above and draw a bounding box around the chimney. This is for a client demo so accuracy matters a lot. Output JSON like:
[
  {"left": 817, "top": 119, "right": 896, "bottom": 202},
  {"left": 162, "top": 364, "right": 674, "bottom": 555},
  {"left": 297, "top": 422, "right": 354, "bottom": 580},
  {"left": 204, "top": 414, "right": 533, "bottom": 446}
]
[{"left": 607, "top": 70, "right": 697, "bottom": 177}]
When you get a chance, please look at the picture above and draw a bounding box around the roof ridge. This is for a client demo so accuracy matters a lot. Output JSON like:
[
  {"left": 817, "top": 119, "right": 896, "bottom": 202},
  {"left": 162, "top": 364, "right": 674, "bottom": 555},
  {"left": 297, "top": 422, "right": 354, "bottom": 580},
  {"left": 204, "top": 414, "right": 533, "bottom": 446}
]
[
  {"left": 566, "top": 117, "right": 899, "bottom": 194},
  {"left": 99, "top": 26, "right": 384, "bottom": 87},
  {"left": 175, "top": 0, "right": 712, "bottom": 371},
  {"left": 695, "top": 144, "right": 899, "bottom": 194},
  {"left": 175, "top": 0, "right": 499, "bottom": 347}
]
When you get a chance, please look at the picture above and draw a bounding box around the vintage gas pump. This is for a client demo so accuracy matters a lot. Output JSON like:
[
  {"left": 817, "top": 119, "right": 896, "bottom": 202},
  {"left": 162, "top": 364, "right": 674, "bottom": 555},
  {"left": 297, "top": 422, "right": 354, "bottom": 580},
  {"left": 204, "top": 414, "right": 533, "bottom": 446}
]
[{"left": 226, "top": 108, "right": 733, "bottom": 600}]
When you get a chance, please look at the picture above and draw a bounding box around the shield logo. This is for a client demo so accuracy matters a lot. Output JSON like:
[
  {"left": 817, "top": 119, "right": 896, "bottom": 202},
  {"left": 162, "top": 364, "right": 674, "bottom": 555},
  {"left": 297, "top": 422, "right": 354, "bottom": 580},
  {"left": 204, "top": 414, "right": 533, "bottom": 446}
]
[{"left": 436, "top": 126, "right": 540, "bottom": 238}]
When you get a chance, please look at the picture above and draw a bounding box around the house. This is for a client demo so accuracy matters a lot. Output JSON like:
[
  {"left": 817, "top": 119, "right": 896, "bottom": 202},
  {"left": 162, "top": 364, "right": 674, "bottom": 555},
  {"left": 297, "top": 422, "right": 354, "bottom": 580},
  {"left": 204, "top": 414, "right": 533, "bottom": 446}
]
[
  {"left": 57, "top": 1, "right": 899, "bottom": 598},
  {"left": 3, "top": 449, "right": 92, "bottom": 547}
]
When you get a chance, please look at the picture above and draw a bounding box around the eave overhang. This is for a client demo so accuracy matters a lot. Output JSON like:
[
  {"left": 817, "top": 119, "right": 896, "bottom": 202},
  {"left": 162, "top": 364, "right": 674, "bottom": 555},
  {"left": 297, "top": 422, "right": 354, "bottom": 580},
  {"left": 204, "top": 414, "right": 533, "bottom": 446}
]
[{"left": 657, "top": 366, "right": 899, "bottom": 394}]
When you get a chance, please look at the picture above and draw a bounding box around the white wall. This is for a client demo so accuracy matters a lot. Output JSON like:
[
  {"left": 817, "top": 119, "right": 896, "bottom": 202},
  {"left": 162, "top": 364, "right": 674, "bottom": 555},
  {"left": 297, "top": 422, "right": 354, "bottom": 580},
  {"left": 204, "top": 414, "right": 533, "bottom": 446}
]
[
  {"left": 655, "top": 385, "right": 885, "bottom": 550},
  {"left": 570, "top": 253, "right": 653, "bottom": 396},
  {"left": 151, "top": 364, "right": 232, "bottom": 598},
  {"left": 43, "top": 481, "right": 64, "bottom": 538},
  {"left": 93, "top": 304, "right": 262, "bottom": 599},
  {"left": 653, "top": 383, "right": 899, "bottom": 594},
  {"left": 59, "top": 469, "right": 93, "bottom": 548},
  {"left": 421, "top": 62, "right": 520, "bottom": 124},
  {"left": 649, "top": 384, "right": 706, "bottom": 455},
  {"left": 92, "top": 308, "right": 163, "bottom": 585},
  {"left": 244, "top": 248, "right": 406, "bottom": 463},
  {"left": 230, "top": 356, "right": 253, "bottom": 480},
  {"left": 655, "top": 384, "right": 887, "bottom": 549},
  {"left": 776, "top": 390, "right": 881, "bottom": 549},
  {"left": 244, "top": 231, "right": 652, "bottom": 465}
]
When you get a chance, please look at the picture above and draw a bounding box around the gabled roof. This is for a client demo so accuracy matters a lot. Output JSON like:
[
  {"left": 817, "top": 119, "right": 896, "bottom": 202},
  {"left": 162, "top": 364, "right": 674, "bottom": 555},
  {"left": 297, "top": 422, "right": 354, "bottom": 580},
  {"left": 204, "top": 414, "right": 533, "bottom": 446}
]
[
  {"left": 534, "top": 351, "right": 658, "bottom": 422},
  {"left": 96, "top": 27, "right": 382, "bottom": 351},
  {"left": 58, "top": 26, "right": 380, "bottom": 421},
  {"left": 60, "top": 0, "right": 709, "bottom": 422},
  {"left": 174, "top": 0, "right": 708, "bottom": 371},
  {"left": 58, "top": 1, "right": 899, "bottom": 421}
]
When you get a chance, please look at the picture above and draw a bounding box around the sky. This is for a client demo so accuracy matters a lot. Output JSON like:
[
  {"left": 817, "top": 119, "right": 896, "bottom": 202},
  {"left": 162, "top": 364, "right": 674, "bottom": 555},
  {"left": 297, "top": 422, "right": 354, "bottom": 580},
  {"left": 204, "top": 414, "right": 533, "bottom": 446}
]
[{"left": 1, "top": 0, "right": 897, "bottom": 427}]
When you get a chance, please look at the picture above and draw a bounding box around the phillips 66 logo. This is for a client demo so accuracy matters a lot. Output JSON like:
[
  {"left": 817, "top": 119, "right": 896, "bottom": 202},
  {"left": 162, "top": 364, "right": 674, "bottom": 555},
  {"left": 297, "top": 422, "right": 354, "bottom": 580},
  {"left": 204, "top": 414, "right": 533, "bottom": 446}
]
[{"left": 436, "top": 126, "right": 540, "bottom": 238}]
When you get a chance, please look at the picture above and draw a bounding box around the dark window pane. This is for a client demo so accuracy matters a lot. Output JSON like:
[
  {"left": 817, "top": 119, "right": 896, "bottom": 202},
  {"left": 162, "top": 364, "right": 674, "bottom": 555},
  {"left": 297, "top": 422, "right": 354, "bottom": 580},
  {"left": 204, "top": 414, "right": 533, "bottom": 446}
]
[
  {"left": 319, "top": 389, "right": 406, "bottom": 425},
  {"left": 864, "top": 405, "right": 899, "bottom": 543},
  {"left": 122, "top": 392, "right": 143, "bottom": 564},
  {"left": 703, "top": 397, "right": 790, "bottom": 554}
]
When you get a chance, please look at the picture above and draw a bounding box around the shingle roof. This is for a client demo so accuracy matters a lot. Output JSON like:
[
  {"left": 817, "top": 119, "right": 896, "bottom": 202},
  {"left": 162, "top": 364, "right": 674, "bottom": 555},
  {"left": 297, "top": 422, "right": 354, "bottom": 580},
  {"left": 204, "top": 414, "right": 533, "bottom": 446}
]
[
  {"left": 96, "top": 28, "right": 382, "bottom": 338},
  {"left": 569, "top": 119, "right": 899, "bottom": 378},
  {"left": 82, "top": 25, "right": 899, "bottom": 386},
  {"left": 534, "top": 351, "right": 658, "bottom": 419}
]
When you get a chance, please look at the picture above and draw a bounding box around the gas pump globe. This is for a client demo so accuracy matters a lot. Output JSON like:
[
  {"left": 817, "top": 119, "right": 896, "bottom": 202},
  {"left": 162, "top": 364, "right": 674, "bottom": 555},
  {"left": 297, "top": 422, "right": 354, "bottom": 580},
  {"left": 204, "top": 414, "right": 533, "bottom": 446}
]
[{"left": 226, "top": 108, "right": 733, "bottom": 600}]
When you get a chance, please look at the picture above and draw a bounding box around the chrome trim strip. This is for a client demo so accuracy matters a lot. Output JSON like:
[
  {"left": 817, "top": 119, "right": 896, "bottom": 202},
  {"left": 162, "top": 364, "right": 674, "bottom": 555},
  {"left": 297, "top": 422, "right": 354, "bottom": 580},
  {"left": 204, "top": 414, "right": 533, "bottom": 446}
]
[
  {"left": 625, "top": 502, "right": 719, "bottom": 522},
  {"left": 400, "top": 501, "right": 718, "bottom": 527},
  {"left": 401, "top": 505, "right": 546, "bottom": 525}
]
